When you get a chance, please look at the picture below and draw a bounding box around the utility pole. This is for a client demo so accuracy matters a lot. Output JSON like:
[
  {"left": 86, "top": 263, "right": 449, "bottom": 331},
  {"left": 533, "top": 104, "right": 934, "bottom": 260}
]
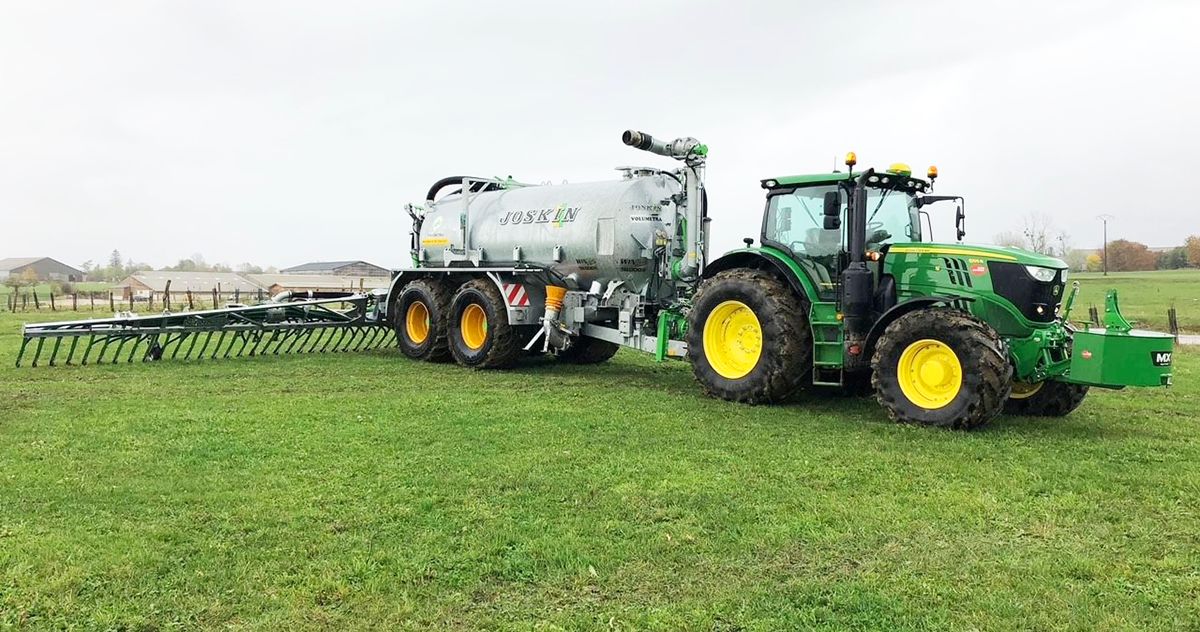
[{"left": 1097, "top": 214, "right": 1114, "bottom": 276}]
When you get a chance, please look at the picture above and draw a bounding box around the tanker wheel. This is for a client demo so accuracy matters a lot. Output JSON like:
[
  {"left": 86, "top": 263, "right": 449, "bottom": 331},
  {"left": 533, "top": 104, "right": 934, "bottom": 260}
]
[
  {"left": 448, "top": 278, "right": 523, "bottom": 369},
  {"left": 1003, "top": 380, "right": 1089, "bottom": 417},
  {"left": 556, "top": 337, "right": 620, "bottom": 364},
  {"left": 687, "top": 268, "right": 811, "bottom": 404},
  {"left": 394, "top": 278, "right": 452, "bottom": 361},
  {"left": 871, "top": 308, "right": 1011, "bottom": 430}
]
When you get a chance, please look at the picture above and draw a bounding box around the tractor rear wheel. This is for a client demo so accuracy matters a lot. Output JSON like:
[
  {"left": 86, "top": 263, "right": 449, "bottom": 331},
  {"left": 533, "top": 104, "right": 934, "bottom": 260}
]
[
  {"left": 1003, "top": 381, "right": 1089, "bottom": 417},
  {"left": 687, "top": 268, "right": 810, "bottom": 404},
  {"left": 448, "top": 278, "right": 523, "bottom": 369},
  {"left": 871, "top": 308, "right": 1011, "bottom": 430},
  {"left": 556, "top": 337, "right": 620, "bottom": 364},
  {"left": 395, "top": 278, "right": 452, "bottom": 361}
]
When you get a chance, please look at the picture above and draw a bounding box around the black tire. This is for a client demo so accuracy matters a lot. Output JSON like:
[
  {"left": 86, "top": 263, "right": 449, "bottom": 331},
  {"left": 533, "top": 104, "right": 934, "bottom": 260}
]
[
  {"left": 448, "top": 278, "right": 523, "bottom": 369},
  {"left": 1003, "top": 381, "right": 1089, "bottom": 417},
  {"left": 394, "top": 278, "right": 452, "bottom": 361},
  {"left": 556, "top": 337, "right": 620, "bottom": 364},
  {"left": 686, "top": 268, "right": 811, "bottom": 404},
  {"left": 871, "top": 308, "right": 1011, "bottom": 430}
]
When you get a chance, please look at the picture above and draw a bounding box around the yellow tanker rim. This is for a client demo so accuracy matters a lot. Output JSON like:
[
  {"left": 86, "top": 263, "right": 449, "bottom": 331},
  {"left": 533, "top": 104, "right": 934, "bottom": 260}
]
[
  {"left": 405, "top": 301, "right": 430, "bottom": 344},
  {"left": 460, "top": 303, "right": 488, "bottom": 350},
  {"left": 703, "top": 300, "right": 763, "bottom": 379},
  {"left": 897, "top": 339, "right": 963, "bottom": 409}
]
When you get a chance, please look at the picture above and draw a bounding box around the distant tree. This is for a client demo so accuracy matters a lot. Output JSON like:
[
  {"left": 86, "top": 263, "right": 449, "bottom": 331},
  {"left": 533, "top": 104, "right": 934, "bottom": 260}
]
[
  {"left": 1157, "top": 247, "right": 1188, "bottom": 270},
  {"left": 1186, "top": 235, "right": 1200, "bottom": 267},
  {"left": 1022, "top": 213, "right": 1056, "bottom": 255},
  {"left": 993, "top": 231, "right": 1026, "bottom": 249},
  {"left": 236, "top": 262, "right": 264, "bottom": 274},
  {"left": 1104, "top": 239, "right": 1158, "bottom": 271},
  {"left": 108, "top": 249, "right": 123, "bottom": 270},
  {"left": 1064, "top": 249, "right": 1088, "bottom": 271},
  {"left": 166, "top": 259, "right": 199, "bottom": 272},
  {"left": 1085, "top": 253, "right": 1103, "bottom": 272}
]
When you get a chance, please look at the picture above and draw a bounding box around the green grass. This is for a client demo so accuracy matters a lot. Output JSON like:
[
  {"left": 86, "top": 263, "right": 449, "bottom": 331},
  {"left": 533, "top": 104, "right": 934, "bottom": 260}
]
[
  {"left": 1, "top": 311, "right": 1197, "bottom": 629},
  {"left": 1074, "top": 269, "right": 1200, "bottom": 333}
]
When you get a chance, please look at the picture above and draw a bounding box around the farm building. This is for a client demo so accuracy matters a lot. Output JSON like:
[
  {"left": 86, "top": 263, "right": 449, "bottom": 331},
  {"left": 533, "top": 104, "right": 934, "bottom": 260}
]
[
  {"left": 279, "top": 260, "right": 390, "bottom": 277},
  {"left": 247, "top": 274, "right": 389, "bottom": 295},
  {"left": 0, "top": 257, "right": 85, "bottom": 282},
  {"left": 114, "top": 271, "right": 267, "bottom": 301}
]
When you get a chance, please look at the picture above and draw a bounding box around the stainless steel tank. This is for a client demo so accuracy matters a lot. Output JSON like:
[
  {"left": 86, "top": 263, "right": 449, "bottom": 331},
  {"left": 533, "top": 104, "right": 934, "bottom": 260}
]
[{"left": 418, "top": 174, "right": 680, "bottom": 290}]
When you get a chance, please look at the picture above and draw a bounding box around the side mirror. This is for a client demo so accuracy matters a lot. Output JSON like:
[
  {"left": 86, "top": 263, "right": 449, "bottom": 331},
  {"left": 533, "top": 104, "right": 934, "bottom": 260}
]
[
  {"left": 955, "top": 205, "right": 966, "bottom": 241},
  {"left": 822, "top": 191, "right": 841, "bottom": 230}
]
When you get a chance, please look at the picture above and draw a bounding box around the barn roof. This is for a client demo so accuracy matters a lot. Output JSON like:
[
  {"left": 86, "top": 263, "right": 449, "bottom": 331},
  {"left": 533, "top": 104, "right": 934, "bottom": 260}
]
[
  {"left": 115, "top": 271, "right": 265, "bottom": 293},
  {"left": 247, "top": 274, "right": 389, "bottom": 290},
  {"left": 0, "top": 257, "right": 83, "bottom": 273},
  {"left": 280, "top": 260, "right": 384, "bottom": 273}
]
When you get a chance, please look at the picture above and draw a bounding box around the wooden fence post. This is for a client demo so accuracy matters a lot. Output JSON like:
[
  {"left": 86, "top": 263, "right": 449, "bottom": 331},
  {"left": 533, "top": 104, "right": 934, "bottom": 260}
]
[
  {"left": 164, "top": 280, "right": 172, "bottom": 311},
  {"left": 72, "top": 293, "right": 78, "bottom": 311},
  {"left": 110, "top": 292, "right": 115, "bottom": 312},
  {"left": 128, "top": 291, "right": 133, "bottom": 311},
  {"left": 187, "top": 290, "right": 194, "bottom": 311},
  {"left": 32, "top": 291, "right": 40, "bottom": 310},
  {"left": 50, "top": 292, "right": 56, "bottom": 311},
  {"left": 212, "top": 288, "right": 218, "bottom": 309},
  {"left": 149, "top": 292, "right": 154, "bottom": 312}
]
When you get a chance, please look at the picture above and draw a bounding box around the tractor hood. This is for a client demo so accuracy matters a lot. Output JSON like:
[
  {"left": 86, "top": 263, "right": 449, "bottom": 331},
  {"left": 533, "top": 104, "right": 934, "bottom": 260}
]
[{"left": 888, "top": 242, "right": 1067, "bottom": 269}]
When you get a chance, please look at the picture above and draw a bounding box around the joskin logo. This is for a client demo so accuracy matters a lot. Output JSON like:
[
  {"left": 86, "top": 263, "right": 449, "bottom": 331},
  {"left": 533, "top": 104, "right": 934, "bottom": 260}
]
[
  {"left": 1152, "top": 351, "right": 1172, "bottom": 367},
  {"left": 499, "top": 205, "right": 581, "bottom": 227}
]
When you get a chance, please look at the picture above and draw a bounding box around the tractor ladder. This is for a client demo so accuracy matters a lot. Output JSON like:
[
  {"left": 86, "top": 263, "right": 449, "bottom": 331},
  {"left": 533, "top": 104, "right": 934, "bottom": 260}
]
[
  {"left": 15, "top": 291, "right": 395, "bottom": 367},
  {"left": 810, "top": 301, "right": 844, "bottom": 386}
]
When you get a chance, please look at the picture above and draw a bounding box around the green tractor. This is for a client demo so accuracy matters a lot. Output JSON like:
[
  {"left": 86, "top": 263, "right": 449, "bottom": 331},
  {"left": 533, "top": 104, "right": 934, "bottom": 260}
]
[{"left": 689, "top": 154, "right": 1174, "bottom": 429}]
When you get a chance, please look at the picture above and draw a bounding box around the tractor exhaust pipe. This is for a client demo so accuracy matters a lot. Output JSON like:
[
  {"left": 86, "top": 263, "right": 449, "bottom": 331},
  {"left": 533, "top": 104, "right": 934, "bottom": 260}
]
[{"left": 841, "top": 169, "right": 876, "bottom": 362}]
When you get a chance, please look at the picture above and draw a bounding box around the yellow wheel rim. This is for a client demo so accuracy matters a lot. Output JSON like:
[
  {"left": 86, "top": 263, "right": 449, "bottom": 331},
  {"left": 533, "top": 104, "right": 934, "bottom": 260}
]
[
  {"left": 460, "top": 303, "right": 488, "bottom": 350},
  {"left": 702, "top": 300, "right": 763, "bottom": 379},
  {"left": 897, "top": 339, "right": 963, "bottom": 409},
  {"left": 1010, "top": 381, "right": 1044, "bottom": 399},
  {"left": 405, "top": 301, "right": 430, "bottom": 344}
]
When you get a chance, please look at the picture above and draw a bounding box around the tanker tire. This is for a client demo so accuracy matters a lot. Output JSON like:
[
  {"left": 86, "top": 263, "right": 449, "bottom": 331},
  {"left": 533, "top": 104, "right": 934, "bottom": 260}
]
[
  {"left": 448, "top": 278, "right": 523, "bottom": 369},
  {"left": 871, "top": 308, "right": 1011, "bottom": 430},
  {"left": 556, "top": 337, "right": 620, "bottom": 364},
  {"left": 394, "top": 278, "right": 452, "bottom": 362},
  {"left": 1003, "top": 381, "right": 1089, "bottom": 417},
  {"left": 687, "top": 268, "right": 811, "bottom": 404}
]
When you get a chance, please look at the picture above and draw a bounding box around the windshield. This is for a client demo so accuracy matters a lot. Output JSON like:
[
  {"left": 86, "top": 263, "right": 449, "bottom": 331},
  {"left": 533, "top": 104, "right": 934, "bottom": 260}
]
[
  {"left": 763, "top": 184, "right": 922, "bottom": 255},
  {"left": 864, "top": 186, "right": 921, "bottom": 246}
]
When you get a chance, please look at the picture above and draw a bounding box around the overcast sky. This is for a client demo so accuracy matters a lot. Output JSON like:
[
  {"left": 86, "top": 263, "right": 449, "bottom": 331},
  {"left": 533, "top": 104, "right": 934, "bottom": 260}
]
[{"left": 2, "top": 1, "right": 1197, "bottom": 270}]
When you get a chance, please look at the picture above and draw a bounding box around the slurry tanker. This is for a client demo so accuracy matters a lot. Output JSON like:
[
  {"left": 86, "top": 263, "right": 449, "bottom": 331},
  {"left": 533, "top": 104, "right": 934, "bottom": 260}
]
[{"left": 19, "top": 130, "right": 1173, "bottom": 429}]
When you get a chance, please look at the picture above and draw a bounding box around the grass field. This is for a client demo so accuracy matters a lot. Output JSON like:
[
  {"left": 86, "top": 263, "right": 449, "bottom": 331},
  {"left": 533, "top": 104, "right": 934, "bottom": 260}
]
[
  {"left": 1, "top": 311, "right": 1197, "bottom": 629},
  {"left": 1074, "top": 269, "right": 1199, "bottom": 332}
]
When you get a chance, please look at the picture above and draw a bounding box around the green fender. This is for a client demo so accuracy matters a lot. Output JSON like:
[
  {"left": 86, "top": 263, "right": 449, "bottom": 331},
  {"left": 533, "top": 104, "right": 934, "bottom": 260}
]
[{"left": 702, "top": 247, "right": 822, "bottom": 304}]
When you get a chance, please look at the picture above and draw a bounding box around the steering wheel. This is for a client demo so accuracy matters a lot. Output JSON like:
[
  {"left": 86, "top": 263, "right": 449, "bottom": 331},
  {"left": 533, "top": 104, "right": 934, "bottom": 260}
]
[{"left": 866, "top": 221, "right": 892, "bottom": 246}]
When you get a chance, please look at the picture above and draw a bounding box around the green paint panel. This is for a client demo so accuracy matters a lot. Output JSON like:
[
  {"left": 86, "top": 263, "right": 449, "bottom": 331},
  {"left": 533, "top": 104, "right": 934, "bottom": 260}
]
[{"left": 1066, "top": 328, "right": 1174, "bottom": 388}]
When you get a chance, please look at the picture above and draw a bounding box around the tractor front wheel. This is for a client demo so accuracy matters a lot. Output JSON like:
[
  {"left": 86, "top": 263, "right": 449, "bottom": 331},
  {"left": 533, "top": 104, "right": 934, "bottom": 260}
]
[
  {"left": 687, "top": 268, "right": 811, "bottom": 404},
  {"left": 871, "top": 308, "right": 1011, "bottom": 430},
  {"left": 448, "top": 278, "right": 524, "bottom": 369},
  {"left": 1003, "top": 380, "right": 1089, "bottom": 417}
]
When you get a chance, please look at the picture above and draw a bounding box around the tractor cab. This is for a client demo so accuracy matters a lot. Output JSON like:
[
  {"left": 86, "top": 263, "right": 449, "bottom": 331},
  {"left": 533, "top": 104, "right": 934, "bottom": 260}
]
[{"left": 759, "top": 161, "right": 934, "bottom": 300}]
